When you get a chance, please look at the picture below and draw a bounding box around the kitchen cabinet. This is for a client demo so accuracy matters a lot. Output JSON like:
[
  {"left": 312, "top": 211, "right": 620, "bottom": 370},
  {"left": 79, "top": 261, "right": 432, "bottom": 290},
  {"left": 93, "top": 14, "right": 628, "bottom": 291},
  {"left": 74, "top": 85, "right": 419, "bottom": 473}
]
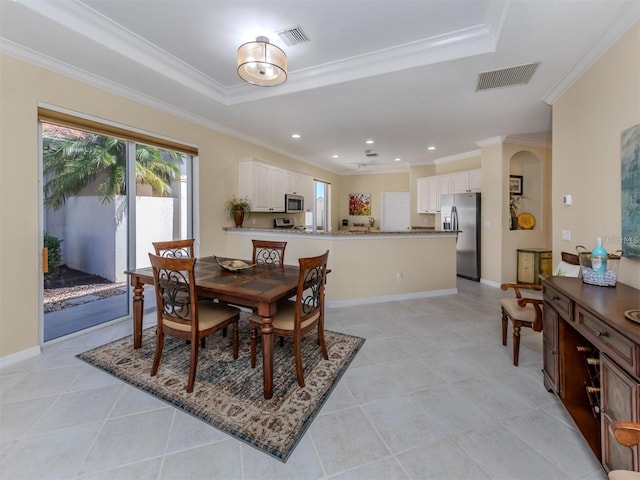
[
  {"left": 286, "top": 172, "right": 314, "bottom": 209},
  {"left": 517, "top": 248, "right": 552, "bottom": 284},
  {"left": 416, "top": 175, "right": 450, "bottom": 213},
  {"left": 238, "top": 159, "right": 286, "bottom": 212},
  {"left": 451, "top": 169, "right": 482, "bottom": 193},
  {"left": 542, "top": 276, "right": 640, "bottom": 475}
]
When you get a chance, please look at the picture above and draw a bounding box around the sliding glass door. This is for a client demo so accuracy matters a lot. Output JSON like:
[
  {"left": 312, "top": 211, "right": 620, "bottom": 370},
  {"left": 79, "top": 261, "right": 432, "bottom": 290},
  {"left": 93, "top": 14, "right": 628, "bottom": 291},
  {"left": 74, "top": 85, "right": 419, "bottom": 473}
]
[{"left": 41, "top": 123, "right": 192, "bottom": 341}]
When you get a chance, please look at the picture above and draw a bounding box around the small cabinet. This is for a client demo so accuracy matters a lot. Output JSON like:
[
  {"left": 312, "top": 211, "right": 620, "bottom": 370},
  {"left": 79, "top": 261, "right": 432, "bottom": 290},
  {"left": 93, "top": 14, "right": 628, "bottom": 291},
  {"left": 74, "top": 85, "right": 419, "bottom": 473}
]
[
  {"left": 451, "top": 169, "right": 482, "bottom": 193},
  {"left": 238, "top": 159, "right": 286, "bottom": 212},
  {"left": 517, "top": 248, "right": 552, "bottom": 284},
  {"left": 542, "top": 306, "right": 560, "bottom": 393},
  {"left": 416, "top": 175, "right": 450, "bottom": 213},
  {"left": 286, "top": 172, "right": 314, "bottom": 210}
]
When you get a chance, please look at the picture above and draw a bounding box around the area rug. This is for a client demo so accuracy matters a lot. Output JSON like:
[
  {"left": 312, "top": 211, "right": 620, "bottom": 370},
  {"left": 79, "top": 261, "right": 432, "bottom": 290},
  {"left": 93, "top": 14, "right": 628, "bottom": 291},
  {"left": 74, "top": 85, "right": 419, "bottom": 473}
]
[{"left": 76, "top": 315, "right": 364, "bottom": 462}]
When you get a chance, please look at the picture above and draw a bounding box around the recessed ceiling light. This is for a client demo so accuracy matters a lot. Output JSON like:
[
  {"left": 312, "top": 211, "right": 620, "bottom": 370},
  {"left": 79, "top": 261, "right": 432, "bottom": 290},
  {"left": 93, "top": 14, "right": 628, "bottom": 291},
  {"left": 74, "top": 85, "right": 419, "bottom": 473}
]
[
  {"left": 291, "top": 133, "right": 301, "bottom": 139},
  {"left": 394, "top": 158, "right": 401, "bottom": 162},
  {"left": 427, "top": 146, "right": 436, "bottom": 150},
  {"left": 332, "top": 154, "right": 339, "bottom": 158},
  {"left": 365, "top": 139, "right": 374, "bottom": 144}
]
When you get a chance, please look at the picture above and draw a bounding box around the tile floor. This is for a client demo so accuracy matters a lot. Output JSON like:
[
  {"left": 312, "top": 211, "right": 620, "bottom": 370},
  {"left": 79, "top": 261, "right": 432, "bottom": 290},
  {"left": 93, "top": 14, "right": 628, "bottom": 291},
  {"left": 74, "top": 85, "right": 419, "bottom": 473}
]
[{"left": 0, "top": 279, "right": 606, "bottom": 480}]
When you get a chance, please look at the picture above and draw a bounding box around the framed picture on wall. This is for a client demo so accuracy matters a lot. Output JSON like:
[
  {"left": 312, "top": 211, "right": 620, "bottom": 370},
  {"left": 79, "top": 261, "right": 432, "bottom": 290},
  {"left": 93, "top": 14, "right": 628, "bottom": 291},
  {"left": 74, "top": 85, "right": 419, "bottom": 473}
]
[{"left": 509, "top": 175, "right": 523, "bottom": 196}]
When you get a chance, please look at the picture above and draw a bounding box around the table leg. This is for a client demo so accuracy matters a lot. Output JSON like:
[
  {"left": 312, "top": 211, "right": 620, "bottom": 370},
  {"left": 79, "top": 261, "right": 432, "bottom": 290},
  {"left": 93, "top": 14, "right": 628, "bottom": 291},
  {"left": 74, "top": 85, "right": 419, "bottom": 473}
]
[
  {"left": 261, "top": 315, "right": 274, "bottom": 399},
  {"left": 132, "top": 279, "right": 144, "bottom": 349}
]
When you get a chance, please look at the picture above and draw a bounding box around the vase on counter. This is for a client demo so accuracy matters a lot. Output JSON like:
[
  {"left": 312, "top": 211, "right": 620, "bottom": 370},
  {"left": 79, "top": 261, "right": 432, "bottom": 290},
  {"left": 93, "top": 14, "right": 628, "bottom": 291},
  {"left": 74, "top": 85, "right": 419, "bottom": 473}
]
[{"left": 233, "top": 207, "right": 245, "bottom": 227}]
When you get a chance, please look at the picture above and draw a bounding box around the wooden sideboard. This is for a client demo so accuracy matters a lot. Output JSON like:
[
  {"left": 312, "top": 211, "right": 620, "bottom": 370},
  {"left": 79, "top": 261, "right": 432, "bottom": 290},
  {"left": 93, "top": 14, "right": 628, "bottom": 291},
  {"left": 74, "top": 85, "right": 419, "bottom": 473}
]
[{"left": 542, "top": 276, "right": 640, "bottom": 474}]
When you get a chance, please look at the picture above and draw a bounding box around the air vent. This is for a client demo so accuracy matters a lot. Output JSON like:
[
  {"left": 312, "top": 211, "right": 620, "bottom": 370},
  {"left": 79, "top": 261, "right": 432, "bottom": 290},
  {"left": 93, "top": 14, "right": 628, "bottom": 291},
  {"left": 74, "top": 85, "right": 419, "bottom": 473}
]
[
  {"left": 476, "top": 62, "right": 539, "bottom": 92},
  {"left": 277, "top": 26, "right": 309, "bottom": 46},
  {"left": 365, "top": 149, "right": 378, "bottom": 157}
]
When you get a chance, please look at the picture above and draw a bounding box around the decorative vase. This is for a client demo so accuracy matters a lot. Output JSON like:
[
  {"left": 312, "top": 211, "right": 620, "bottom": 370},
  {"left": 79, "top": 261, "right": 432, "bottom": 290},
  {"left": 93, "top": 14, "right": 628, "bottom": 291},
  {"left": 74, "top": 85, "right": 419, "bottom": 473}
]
[{"left": 233, "top": 207, "right": 245, "bottom": 227}]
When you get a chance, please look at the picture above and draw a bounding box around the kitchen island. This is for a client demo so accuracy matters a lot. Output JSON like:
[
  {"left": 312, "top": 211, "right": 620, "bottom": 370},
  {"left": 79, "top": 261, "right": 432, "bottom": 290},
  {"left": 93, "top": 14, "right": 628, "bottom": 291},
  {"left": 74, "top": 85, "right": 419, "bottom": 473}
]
[{"left": 223, "top": 227, "right": 458, "bottom": 306}]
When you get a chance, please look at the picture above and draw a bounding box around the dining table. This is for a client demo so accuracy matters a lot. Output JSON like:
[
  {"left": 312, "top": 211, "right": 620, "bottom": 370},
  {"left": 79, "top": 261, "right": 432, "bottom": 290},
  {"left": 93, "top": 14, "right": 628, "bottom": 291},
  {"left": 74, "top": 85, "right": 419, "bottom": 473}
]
[{"left": 124, "top": 256, "right": 300, "bottom": 399}]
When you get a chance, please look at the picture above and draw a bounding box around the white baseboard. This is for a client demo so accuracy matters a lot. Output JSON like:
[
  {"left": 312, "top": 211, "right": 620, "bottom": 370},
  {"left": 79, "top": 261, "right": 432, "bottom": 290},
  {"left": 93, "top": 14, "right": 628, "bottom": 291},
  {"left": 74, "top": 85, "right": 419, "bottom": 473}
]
[
  {"left": 0, "top": 346, "right": 41, "bottom": 369},
  {"left": 480, "top": 278, "right": 501, "bottom": 289},
  {"left": 326, "top": 288, "right": 458, "bottom": 308}
]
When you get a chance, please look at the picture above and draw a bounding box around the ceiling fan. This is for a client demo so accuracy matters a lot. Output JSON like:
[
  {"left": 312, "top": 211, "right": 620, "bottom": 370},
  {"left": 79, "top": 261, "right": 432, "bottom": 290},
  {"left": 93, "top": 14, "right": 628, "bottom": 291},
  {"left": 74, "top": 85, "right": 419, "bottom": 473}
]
[{"left": 345, "top": 150, "right": 386, "bottom": 172}]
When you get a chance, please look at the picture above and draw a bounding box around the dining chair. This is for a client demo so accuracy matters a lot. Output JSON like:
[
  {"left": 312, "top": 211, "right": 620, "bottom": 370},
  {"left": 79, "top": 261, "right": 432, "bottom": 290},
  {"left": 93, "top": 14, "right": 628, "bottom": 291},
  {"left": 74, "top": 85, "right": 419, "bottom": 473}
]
[
  {"left": 148, "top": 253, "right": 240, "bottom": 393},
  {"left": 252, "top": 239, "right": 287, "bottom": 270},
  {"left": 152, "top": 238, "right": 195, "bottom": 258},
  {"left": 608, "top": 421, "right": 640, "bottom": 479},
  {"left": 249, "top": 250, "right": 329, "bottom": 388},
  {"left": 500, "top": 251, "right": 580, "bottom": 366}
]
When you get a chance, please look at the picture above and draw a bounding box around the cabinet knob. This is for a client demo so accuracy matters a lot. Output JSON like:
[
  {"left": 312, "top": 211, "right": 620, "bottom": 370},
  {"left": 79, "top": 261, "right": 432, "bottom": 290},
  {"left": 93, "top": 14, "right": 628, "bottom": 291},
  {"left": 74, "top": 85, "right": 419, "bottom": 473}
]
[
  {"left": 596, "top": 330, "right": 609, "bottom": 338},
  {"left": 551, "top": 349, "right": 556, "bottom": 355}
]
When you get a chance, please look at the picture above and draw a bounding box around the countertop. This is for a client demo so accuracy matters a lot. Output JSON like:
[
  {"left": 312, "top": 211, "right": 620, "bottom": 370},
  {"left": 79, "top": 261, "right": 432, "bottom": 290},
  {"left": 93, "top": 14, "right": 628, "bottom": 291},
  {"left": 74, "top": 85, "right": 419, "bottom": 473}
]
[{"left": 223, "top": 227, "right": 459, "bottom": 236}]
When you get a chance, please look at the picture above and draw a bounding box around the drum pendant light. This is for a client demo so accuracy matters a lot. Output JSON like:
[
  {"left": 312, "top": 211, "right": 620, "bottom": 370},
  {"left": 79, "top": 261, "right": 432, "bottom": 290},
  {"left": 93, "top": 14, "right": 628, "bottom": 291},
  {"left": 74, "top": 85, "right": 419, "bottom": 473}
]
[{"left": 237, "top": 36, "right": 287, "bottom": 87}]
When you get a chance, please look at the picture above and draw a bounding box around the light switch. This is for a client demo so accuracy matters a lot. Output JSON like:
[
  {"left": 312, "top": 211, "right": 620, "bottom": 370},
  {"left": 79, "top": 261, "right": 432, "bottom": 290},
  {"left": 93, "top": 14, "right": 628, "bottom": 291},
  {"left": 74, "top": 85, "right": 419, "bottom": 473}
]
[
  {"left": 561, "top": 229, "right": 571, "bottom": 241},
  {"left": 563, "top": 194, "right": 572, "bottom": 205},
  {"left": 484, "top": 221, "right": 492, "bottom": 229}
]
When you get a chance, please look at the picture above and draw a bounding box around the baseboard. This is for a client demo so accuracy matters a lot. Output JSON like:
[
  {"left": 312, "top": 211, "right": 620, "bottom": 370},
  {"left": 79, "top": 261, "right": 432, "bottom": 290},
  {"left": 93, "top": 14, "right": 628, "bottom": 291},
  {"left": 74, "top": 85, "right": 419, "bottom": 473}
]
[
  {"left": 480, "top": 278, "right": 501, "bottom": 289},
  {"left": 0, "top": 346, "right": 41, "bottom": 369},
  {"left": 326, "top": 288, "right": 458, "bottom": 308}
]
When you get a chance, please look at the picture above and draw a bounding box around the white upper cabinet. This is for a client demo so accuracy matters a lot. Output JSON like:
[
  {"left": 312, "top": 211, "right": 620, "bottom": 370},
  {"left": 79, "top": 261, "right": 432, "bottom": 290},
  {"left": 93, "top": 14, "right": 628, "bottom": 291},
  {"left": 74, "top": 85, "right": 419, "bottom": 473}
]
[
  {"left": 417, "top": 169, "right": 481, "bottom": 213},
  {"left": 239, "top": 159, "right": 312, "bottom": 213},
  {"left": 451, "top": 169, "right": 482, "bottom": 193},
  {"left": 238, "top": 159, "right": 286, "bottom": 212}
]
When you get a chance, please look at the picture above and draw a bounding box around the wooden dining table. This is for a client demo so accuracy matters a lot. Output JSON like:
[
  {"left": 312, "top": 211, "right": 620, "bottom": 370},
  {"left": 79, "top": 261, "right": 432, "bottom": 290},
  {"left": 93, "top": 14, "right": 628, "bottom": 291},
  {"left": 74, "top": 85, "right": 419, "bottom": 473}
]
[{"left": 124, "top": 256, "right": 300, "bottom": 399}]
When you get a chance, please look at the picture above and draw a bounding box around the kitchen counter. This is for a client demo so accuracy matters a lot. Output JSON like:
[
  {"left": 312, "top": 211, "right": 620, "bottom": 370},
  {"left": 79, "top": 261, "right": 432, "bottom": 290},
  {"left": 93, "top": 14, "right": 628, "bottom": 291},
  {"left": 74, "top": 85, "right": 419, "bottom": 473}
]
[
  {"left": 223, "top": 227, "right": 457, "bottom": 236},
  {"left": 223, "top": 227, "right": 458, "bottom": 306}
]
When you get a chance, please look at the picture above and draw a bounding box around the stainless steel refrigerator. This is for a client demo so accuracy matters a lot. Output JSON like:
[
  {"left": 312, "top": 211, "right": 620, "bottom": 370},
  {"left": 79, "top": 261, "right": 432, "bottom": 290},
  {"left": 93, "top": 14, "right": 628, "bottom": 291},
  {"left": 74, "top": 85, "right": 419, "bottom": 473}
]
[{"left": 441, "top": 192, "right": 481, "bottom": 281}]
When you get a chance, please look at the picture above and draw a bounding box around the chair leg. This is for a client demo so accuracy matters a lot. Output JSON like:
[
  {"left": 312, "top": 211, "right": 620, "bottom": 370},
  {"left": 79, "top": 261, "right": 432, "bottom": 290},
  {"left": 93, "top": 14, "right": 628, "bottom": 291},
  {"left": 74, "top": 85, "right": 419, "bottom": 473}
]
[
  {"left": 293, "top": 333, "right": 305, "bottom": 387},
  {"left": 512, "top": 323, "right": 521, "bottom": 367},
  {"left": 222, "top": 326, "right": 228, "bottom": 338},
  {"left": 250, "top": 323, "right": 258, "bottom": 368},
  {"left": 501, "top": 309, "right": 508, "bottom": 346},
  {"left": 187, "top": 337, "right": 199, "bottom": 393},
  {"left": 232, "top": 320, "right": 239, "bottom": 359},
  {"left": 318, "top": 324, "right": 329, "bottom": 360},
  {"left": 151, "top": 329, "right": 164, "bottom": 376},
  {"left": 200, "top": 338, "right": 206, "bottom": 348},
  {"left": 279, "top": 336, "right": 285, "bottom": 347}
]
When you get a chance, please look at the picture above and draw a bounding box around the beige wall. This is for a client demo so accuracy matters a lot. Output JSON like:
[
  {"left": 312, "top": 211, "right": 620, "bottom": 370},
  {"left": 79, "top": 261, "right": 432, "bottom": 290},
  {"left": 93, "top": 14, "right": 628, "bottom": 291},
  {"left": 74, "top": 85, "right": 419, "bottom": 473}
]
[
  {"left": 0, "top": 54, "right": 338, "bottom": 358},
  {"left": 338, "top": 172, "right": 409, "bottom": 227},
  {"left": 479, "top": 142, "right": 504, "bottom": 283},
  {"left": 552, "top": 22, "right": 640, "bottom": 289}
]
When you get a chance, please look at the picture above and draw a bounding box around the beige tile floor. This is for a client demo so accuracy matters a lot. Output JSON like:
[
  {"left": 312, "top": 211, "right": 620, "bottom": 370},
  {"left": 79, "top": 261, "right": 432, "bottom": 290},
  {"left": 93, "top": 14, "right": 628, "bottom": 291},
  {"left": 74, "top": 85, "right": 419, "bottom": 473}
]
[{"left": 0, "top": 279, "right": 606, "bottom": 480}]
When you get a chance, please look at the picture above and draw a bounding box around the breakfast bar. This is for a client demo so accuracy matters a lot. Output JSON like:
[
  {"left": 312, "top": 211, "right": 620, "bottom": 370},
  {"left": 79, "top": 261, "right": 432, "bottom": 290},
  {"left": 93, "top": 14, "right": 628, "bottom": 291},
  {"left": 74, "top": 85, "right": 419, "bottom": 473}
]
[{"left": 224, "top": 228, "right": 459, "bottom": 306}]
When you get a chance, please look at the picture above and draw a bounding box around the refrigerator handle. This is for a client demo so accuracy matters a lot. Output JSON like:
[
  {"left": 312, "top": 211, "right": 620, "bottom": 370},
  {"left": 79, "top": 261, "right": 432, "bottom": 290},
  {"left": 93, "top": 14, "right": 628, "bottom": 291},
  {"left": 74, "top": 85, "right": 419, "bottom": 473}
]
[{"left": 451, "top": 206, "right": 458, "bottom": 231}]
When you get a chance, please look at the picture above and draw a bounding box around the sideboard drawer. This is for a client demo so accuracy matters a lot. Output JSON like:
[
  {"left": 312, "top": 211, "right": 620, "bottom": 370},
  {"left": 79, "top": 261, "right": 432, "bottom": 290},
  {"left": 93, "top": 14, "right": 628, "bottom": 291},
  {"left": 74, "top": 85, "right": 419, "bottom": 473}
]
[
  {"left": 543, "top": 284, "right": 572, "bottom": 322},
  {"left": 575, "top": 305, "right": 637, "bottom": 375}
]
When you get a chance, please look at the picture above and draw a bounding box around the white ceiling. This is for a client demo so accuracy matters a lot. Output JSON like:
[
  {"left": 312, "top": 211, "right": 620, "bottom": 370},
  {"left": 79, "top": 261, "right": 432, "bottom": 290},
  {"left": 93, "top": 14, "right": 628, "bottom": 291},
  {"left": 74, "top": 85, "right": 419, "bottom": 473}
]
[{"left": 1, "top": 0, "right": 638, "bottom": 174}]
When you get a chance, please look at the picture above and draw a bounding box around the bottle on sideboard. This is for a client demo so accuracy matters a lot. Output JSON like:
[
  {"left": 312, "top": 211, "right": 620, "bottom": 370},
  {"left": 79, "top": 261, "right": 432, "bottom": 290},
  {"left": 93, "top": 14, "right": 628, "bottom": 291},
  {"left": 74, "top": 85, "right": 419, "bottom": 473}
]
[{"left": 591, "top": 237, "right": 608, "bottom": 274}]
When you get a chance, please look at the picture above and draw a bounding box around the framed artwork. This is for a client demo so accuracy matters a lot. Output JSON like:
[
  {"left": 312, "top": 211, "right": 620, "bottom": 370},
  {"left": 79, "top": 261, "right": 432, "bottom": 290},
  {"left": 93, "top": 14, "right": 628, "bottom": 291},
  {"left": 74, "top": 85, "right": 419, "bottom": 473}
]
[
  {"left": 349, "top": 193, "right": 371, "bottom": 215},
  {"left": 509, "top": 175, "right": 523, "bottom": 196},
  {"left": 621, "top": 123, "right": 640, "bottom": 259}
]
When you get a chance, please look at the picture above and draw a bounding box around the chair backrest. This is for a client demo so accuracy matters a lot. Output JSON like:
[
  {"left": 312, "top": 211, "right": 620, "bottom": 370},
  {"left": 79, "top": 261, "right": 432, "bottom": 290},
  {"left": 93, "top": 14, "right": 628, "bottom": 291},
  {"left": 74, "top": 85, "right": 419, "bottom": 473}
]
[
  {"left": 148, "top": 253, "right": 198, "bottom": 331},
  {"left": 252, "top": 240, "right": 287, "bottom": 269},
  {"left": 152, "top": 239, "right": 195, "bottom": 258},
  {"left": 293, "top": 250, "right": 329, "bottom": 328}
]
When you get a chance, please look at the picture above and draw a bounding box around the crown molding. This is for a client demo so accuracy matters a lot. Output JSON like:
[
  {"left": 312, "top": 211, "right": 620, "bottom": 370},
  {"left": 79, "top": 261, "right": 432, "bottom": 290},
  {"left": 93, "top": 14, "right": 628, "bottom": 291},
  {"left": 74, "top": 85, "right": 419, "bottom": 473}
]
[
  {"left": 476, "top": 136, "right": 507, "bottom": 147},
  {"left": 544, "top": 1, "right": 640, "bottom": 105},
  {"left": 504, "top": 135, "right": 550, "bottom": 148},
  {"left": 434, "top": 150, "right": 482, "bottom": 165}
]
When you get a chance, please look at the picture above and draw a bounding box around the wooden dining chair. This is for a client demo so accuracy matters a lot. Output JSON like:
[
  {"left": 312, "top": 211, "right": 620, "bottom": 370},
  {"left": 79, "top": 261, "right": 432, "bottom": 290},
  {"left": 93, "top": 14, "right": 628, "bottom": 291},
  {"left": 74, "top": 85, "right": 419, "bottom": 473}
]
[
  {"left": 608, "top": 421, "right": 640, "bottom": 479},
  {"left": 501, "top": 251, "right": 580, "bottom": 366},
  {"left": 249, "top": 250, "right": 329, "bottom": 388},
  {"left": 252, "top": 239, "right": 287, "bottom": 270},
  {"left": 148, "top": 253, "right": 240, "bottom": 393},
  {"left": 152, "top": 239, "right": 195, "bottom": 258}
]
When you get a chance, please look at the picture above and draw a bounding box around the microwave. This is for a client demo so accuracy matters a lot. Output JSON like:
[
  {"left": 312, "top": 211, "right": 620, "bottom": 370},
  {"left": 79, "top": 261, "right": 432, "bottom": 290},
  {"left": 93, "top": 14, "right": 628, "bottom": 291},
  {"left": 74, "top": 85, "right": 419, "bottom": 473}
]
[{"left": 284, "top": 194, "right": 304, "bottom": 213}]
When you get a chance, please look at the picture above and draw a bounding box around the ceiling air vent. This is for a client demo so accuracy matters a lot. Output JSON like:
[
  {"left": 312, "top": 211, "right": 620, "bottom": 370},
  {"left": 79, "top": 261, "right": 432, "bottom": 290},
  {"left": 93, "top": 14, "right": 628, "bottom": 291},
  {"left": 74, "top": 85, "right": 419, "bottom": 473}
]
[
  {"left": 365, "top": 149, "right": 378, "bottom": 157},
  {"left": 475, "top": 62, "right": 539, "bottom": 92},
  {"left": 277, "top": 26, "right": 309, "bottom": 46}
]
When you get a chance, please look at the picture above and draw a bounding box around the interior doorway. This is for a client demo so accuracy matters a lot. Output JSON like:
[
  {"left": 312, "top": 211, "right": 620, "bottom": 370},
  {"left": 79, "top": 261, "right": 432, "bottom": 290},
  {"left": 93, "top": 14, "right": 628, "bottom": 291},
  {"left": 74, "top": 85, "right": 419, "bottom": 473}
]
[{"left": 380, "top": 192, "right": 410, "bottom": 231}]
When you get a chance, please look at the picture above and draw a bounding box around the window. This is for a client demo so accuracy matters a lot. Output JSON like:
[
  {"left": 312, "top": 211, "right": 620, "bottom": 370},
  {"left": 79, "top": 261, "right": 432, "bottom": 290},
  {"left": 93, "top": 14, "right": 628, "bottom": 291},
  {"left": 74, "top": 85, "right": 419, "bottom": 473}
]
[{"left": 306, "top": 180, "right": 330, "bottom": 231}]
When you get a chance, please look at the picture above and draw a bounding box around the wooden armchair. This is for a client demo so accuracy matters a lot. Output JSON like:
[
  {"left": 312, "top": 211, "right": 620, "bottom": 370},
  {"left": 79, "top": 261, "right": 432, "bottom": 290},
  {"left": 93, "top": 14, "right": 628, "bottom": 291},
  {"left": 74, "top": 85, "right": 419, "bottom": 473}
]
[
  {"left": 608, "top": 421, "right": 640, "bottom": 480},
  {"left": 501, "top": 251, "right": 580, "bottom": 366}
]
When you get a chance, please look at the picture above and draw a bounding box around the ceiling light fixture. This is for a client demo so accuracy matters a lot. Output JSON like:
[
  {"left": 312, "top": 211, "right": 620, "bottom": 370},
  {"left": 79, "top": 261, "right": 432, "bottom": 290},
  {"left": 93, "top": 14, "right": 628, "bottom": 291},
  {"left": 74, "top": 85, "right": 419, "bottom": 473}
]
[
  {"left": 427, "top": 146, "right": 436, "bottom": 150},
  {"left": 365, "top": 140, "right": 375, "bottom": 144},
  {"left": 237, "top": 36, "right": 287, "bottom": 87},
  {"left": 291, "top": 133, "right": 301, "bottom": 139}
]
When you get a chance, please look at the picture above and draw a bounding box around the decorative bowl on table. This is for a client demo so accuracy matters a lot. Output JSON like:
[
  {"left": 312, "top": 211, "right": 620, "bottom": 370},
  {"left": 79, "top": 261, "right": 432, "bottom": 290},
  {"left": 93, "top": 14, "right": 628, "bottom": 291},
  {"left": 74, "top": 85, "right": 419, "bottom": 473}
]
[{"left": 215, "top": 257, "right": 256, "bottom": 272}]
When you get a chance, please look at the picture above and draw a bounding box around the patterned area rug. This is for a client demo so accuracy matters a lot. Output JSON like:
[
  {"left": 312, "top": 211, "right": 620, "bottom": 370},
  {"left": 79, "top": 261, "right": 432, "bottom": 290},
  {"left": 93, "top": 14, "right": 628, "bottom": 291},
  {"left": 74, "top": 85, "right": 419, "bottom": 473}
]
[{"left": 76, "top": 315, "right": 364, "bottom": 462}]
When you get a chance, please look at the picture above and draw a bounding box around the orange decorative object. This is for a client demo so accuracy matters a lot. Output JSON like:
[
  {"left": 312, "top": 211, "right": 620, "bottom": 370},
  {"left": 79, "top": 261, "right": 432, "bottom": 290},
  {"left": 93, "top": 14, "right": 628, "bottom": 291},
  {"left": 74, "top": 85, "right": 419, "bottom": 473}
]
[{"left": 517, "top": 212, "right": 536, "bottom": 230}]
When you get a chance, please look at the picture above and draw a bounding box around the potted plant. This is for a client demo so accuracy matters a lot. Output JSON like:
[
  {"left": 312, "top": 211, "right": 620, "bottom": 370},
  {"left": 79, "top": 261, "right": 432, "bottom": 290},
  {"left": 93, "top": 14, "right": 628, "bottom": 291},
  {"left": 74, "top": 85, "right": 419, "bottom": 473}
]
[{"left": 225, "top": 195, "right": 252, "bottom": 227}]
